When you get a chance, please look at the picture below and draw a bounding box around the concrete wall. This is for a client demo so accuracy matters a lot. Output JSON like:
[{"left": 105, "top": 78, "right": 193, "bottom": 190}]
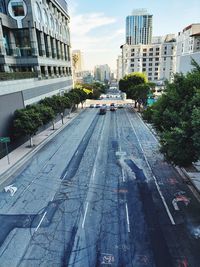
[
  {"left": 0, "top": 91, "right": 24, "bottom": 137},
  {"left": 176, "top": 52, "right": 200, "bottom": 74}
]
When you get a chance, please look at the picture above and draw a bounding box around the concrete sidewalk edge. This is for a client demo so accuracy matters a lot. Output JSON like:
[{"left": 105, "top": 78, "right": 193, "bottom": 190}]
[{"left": 0, "top": 110, "right": 84, "bottom": 187}]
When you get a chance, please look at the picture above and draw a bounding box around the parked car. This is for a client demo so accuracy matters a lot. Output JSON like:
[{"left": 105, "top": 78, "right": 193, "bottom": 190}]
[
  {"left": 95, "top": 104, "right": 101, "bottom": 108},
  {"left": 89, "top": 104, "right": 95, "bottom": 108}
]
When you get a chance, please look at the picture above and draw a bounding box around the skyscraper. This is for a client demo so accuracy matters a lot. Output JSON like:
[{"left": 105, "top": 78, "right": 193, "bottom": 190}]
[{"left": 126, "top": 9, "right": 153, "bottom": 45}]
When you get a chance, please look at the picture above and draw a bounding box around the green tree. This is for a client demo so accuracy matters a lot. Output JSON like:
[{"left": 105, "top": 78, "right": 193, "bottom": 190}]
[
  {"left": 13, "top": 108, "right": 42, "bottom": 147},
  {"left": 119, "top": 72, "right": 148, "bottom": 107},
  {"left": 73, "top": 88, "right": 87, "bottom": 108},
  {"left": 142, "top": 60, "right": 200, "bottom": 166}
]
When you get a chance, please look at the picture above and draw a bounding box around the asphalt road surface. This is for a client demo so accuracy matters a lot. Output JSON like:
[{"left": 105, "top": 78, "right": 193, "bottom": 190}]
[{"left": 0, "top": 107, "right": 200, "bottom": 267}]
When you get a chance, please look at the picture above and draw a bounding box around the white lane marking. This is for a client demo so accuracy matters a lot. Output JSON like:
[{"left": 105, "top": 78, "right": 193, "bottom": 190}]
[
  {"left": 82, "top": 202, "right": 89, "bottom": 229},
  {"left": 35, "top": 211, "right": 47, "bottom": 232},
  {"left": 122, "top": 169, "right": 125, "bottom": 183},
  {"left": 125, "top": 203, "right": 131, "bottom": 233},
  {"left": 91, "top": 167, "right": 96, "bottom": 181},
  {"left": 75, "top": 150, "right": 79, "bottom": 156},
  {"left": 126, "top": 111, "right": 176, "bottom": 225}
]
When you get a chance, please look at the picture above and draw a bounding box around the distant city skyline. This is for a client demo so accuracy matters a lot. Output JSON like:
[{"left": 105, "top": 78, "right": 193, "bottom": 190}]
[{"left": 68, "top": 0, "right": 200, "bottom": 70}]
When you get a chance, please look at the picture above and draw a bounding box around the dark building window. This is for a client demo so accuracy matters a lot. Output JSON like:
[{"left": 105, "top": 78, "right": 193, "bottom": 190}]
[
  {"left": 156, "top": 47, "right": 160, "bottom": 51},
  {"left": 14, "top": 29, "right": 32, "bottom": 56},
  {"left": 11, "top": 2, "right": 25, "bottom": 16},
  {"left": 0, "top": 0, "right": 6, "bottom": 14}
]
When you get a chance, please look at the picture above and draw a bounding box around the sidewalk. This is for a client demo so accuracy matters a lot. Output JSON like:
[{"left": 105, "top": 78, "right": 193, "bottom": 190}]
[{"left": 0, "top": 109, "right": 83, "bottom": 186}]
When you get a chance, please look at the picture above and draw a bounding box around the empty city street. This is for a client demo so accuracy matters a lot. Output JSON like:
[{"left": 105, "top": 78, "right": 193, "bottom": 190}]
[{"left": 0, "top": 107, "right": 200, "bottom": 267}]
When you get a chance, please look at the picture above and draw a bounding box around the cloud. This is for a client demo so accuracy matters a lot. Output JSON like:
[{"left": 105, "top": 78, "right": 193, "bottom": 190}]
[
  {"left": 69, "top": 4, "right": 123, "bottom": 69},
  {"left": 70, "top": 13, "right": 116, "bottom": 36}
]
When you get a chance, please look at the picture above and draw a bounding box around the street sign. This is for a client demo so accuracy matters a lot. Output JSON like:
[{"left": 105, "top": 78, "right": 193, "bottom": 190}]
[{"left": 0, "top": 137, "right": 10, "bottom": 143}]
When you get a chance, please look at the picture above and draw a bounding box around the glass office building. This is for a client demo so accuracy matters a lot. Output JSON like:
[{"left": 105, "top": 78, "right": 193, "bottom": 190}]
[{"left": 126, "top": 9, "right": 153, "bottom": 45}]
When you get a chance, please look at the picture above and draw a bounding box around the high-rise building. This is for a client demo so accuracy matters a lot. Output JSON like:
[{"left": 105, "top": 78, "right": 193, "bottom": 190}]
[
  {"left": 94, "top": 65, "right": 111, "bottom": 83},
  {"left": 126, "top": 9, "right": 153, "bottom": 45},
  {"left": 72, "top": 50, "right": 84, "bottom": 72},
  {"left": 0, "top": 0, "right": 73, "bottom": 137}
]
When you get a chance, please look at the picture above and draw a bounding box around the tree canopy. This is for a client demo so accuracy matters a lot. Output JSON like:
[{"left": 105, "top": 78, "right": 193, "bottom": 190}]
[
  {"left": 119, "top": 72, "right": 153, "bottom": 108},
  {"left": 142, "top": 61, "right": 200, "bottom": 167}
]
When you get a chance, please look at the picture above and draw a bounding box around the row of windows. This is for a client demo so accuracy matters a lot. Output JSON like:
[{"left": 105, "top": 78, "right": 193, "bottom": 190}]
[
  {"left": 34, "top": 2, "right": 70, "bottom": 40},
  {"left": 131, "top": 47, "right": 160, "bottom": 52},
  {"left": 130, "top": 63, "right": 160, "bottom": 67}
]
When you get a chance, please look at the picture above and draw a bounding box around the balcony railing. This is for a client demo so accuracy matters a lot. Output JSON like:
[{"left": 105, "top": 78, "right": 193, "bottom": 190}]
[{"left": 0, "top": 72, "right": 37, "bottom": 81}]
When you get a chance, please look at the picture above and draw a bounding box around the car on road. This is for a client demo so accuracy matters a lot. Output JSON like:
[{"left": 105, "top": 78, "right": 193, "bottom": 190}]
[
  {"left": 110, "top": 106, "right": 116, "bottom": 111},
  {"left": 99, "top": 107, "right": 107, "bottom": 115},
  {"left": 118, "top": 104, "right": 124, "bottom": 109},
  {"left": 95, "top": 104, "right": 101, "bottom": 108},
  {"left": 89, "top": 104, "right": 95, "bottom": 108}
]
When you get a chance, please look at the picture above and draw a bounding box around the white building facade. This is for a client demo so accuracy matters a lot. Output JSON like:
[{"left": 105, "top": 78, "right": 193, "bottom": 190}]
[
  {"left": 94, "top": 64, "right": 111, "bottom": 83},
  {"left": 176, "top": 24, "right": 200, "bottom": 74},
  {"left": 120, "top": 34, "right": 176, "bottom": 82}
]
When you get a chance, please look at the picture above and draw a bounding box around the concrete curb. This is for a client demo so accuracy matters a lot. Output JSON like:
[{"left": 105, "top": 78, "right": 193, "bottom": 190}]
[{"left": 0, "top": 110, "right": 84, "bottom": 187}]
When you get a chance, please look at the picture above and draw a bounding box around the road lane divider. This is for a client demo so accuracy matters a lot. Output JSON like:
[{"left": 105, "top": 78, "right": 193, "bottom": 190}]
[
  {"left": 125, "top": 203, "right": 131, "bottom": 233},
  {"left": 126, "top": 110, "right": 176, "bottom": 225},
  {"left": 35, "top": 211, "right": 47, "bottom": 232},
  {"left": 82, "top": 202, "right": 89, "bottom": 229}
]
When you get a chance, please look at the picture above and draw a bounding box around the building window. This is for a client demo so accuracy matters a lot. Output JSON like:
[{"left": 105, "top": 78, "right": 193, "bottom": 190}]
[
  {"left": 131, "top": 59, "right": 134, "bottom": 62},
  {"left": 0, "top": 0, "right": 6, "bottom": 14},
  {"left": 149, "top": 53, "right": 153, "bottom": 56},
  {"left": 149, "top": 73, "right": 152, "bottom": 76},
  {"left": 131, "top": 49, "right": 135, "bottom": 52},
  {"left": 149, "top": 63, "right": 152, "bottom": 66},
  {"left": 149, "top": 48, "right": 153, "bottom": 51},
  {"left": 155, "top": 63, "right": 159, "bottom": 66},
  {"left": 143, "top": 48, "right": 147, "bottom": 52},
  {"left": 14, "top": 29, "right": 32, "bottom": 56},
  {"left": 156, "top": 47, "right": 160, "bottom": 51},
  {"left": 154, "top": 72, "right": 158, "bottom": 76},
  {"left": 11, "top": 2, "right": 25, "bottom": 16},
  {"left": 143, "top": 63, "right": 146, "bottom": 67},
  {"left": 149, "top": 58, "right": 153, "bottom": 61},
  {"left": 164, "top": 51, "right": 167, "bottom": 55},
  {"left": 143, "top": 58, "right": 146, "bottom": 62},
  {"left": 131, "top": 53, "right": 135, "bottom": 56},
  {"left": 155, "top": 68, "right": 158, "bottom": 71},
  {"left": 143, "top": 53, "right": 147, "bottom": 56},
  {"left": 130, "top": 64, "right": 134, "bottom": 67},
  {"left": 156, "top": 52, "right": 159, "bottom": 55},
  {"left": 149, "top": 68, "right": 152, "bottom": 71},
  {"left": 155, "top": 58, "right": 159, "bottom": 61},
  {"left": 164, "top": 57, "right": 166, "bottom": 61},
  {"left": 142, "top": 68, "right": 146, "bottom": 72}
]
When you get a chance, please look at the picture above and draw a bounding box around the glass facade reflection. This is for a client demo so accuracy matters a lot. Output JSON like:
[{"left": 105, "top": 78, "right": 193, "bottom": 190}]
[{"left": 126, "top": 10, "right": 153, "bottom": 45}]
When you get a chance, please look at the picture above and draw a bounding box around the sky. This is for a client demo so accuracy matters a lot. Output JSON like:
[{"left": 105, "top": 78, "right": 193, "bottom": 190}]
[{"left": 67, "top": 0, "right": 200, "bottom": 71}]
